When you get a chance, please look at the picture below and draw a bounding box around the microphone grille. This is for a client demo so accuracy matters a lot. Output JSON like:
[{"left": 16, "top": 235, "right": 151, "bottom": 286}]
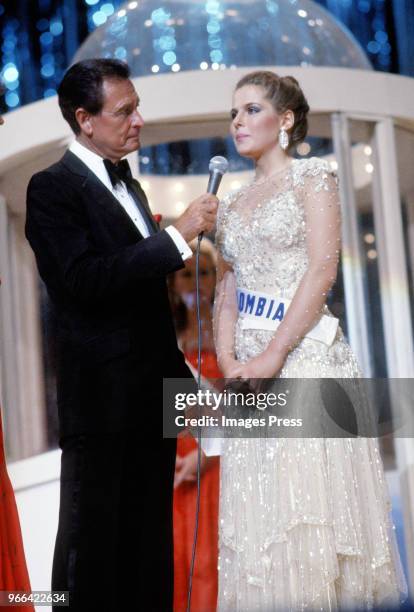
[{"left": 209, "top": 155, "right": 229, "bottom": 174}]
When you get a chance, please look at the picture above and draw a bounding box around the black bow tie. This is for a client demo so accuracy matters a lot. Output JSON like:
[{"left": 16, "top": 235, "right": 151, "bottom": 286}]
[{"left": 103, "top": 158, "right": 133, "bottom": 188}]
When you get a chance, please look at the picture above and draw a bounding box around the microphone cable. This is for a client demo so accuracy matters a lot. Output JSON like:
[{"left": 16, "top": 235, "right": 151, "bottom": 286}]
[
  {"left": 186, "top": 232, "right": 204, "bottom": 612},
  {"left": 186, "top": 157, "right": 228, "bottom": 612}
]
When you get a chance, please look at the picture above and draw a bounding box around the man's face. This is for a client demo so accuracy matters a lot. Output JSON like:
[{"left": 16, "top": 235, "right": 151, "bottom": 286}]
[{"left": 87, "top": 78, "right": 144, "bottom": 161}]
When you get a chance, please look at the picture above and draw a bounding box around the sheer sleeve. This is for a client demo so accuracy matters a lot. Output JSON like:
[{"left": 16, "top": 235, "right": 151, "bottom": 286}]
[
  {"left": 212, "top": 194, "right": 239, "bottom": 371},
  {"left": 268, "top": 159, "right": 341, "bottom": 356},
  {"left": 213, "top": 257, "right": 238, "bottom": 369}
]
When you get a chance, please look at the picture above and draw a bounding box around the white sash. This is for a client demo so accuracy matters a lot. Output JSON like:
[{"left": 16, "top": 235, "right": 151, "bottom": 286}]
[{"left": 237, "top": 287, "right": 339, "bottom": 347}]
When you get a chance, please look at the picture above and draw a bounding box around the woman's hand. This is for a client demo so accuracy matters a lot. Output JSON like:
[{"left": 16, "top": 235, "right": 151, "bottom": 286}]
[
  {"left": 219, "top": 356, "right": 245, "bottom": 379},
  {"left": 238, "top": 349, "right": 286, "bottom": 381},
  {"left": 174, "top": 449, "right": 218, "bottom": 489}
]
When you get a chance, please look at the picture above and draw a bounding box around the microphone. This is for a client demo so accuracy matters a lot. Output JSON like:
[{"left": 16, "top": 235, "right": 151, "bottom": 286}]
[{"left": 207, "top": 155, "right": 229, "bottom": 195}]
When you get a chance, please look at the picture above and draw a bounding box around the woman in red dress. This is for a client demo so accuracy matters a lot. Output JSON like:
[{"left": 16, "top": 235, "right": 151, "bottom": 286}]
[
  {"left": 0, "top": 104, "right": 33, "bottom": 609},
  {"left": 0, "top": 410, "right": 33, "bottom": 602},
  {"left": 170, "top": 240, "right": 220, "bottom": 612},
  {"left": 0, "top": 276, "right": 33, "bottom": 610}
]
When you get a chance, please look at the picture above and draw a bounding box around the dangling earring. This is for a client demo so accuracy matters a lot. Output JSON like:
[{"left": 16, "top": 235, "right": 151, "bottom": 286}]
[{"left": 279, "top": 127, "right": 289, "bottom": 151}]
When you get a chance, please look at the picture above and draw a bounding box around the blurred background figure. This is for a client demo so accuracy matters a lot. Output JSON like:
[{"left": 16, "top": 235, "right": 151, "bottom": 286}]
[{"left": 169, "top": 238, "right": 221, "bottom": 612}]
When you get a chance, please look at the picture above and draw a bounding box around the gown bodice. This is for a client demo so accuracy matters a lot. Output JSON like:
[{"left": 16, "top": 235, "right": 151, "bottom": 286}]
[{"left": 216, "top": 157, "right": 336, "bottom": 299}]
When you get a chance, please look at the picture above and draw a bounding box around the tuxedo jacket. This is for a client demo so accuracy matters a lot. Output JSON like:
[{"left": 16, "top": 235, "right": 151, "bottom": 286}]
[{"left": 26, "top": 150, "right": 192, "bottom": 440}]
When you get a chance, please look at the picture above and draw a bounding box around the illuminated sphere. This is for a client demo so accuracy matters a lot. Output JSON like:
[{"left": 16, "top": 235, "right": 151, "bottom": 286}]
[{"left": 74, "top": 0, "right": 372, "bottom": 74}]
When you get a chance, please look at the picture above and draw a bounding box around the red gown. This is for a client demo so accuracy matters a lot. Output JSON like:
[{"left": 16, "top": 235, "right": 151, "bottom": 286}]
[
  {"left": 0, "top": 412, "right": 33, "bottom": 612},
  {"left": 173, "top": 350, "right": 221, "bottom": 612}
]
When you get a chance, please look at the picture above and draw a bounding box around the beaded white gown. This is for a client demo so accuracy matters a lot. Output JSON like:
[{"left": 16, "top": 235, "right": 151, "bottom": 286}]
[{"left": 214, "top": 157, "right": 407, "bottom": 611}]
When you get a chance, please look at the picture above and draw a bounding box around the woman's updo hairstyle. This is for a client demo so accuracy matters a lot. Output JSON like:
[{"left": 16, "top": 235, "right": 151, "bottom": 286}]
[{"left": 235, "top": 71, "right": 310, "bottom": 151}]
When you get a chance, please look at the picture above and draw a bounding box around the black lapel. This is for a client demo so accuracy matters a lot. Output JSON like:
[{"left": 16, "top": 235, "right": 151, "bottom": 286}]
[
  {"left": 61, "top": 150, "right": 146, "bottom": 240},
  {"left": 129, "top": 178, "right": 159, "bottom": 234}
]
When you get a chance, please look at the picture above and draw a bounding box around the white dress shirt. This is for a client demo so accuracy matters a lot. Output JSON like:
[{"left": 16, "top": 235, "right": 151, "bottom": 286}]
[{"left": 69, "top": 140, "right": 192, "bottom": 260}]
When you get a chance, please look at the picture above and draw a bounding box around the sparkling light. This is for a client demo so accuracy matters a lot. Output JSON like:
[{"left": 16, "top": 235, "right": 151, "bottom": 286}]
[
  {"left": 330, "top": 160, "right": 338, "bottom": 170},
  {"left": 375, "top": 31, "right": 388, "bottom": 44},
  {"left": 85, "top": 0, "right": 99, "bottom": 5},
  {"left": 297, "top": 142, "right": 311, "bottom": 156},
  {"left": 207, "top": 20, "right": 220, "bottom": 34},
  {"left": 211, "top": 62, "right": 219, "bottom": 70},
  {"left": 151, "top": 64, "right": 160, "bottom": 73},
  {"left": 364, "top": 233, "right": 375, "bottom": 244},
  {"left": 101, "top": 4, "right": 115, "bottom": 17},
  {"left": 200, "top": 61, "right": 208, "bottom": 70},
  {"left": 41, "top": 64, "right": 55, "bottom": 78},
  {"left": 152, "top": 8, "right": 170, "bottom": 25},
  {"left": 266, "top": 1, "right": 279, "bottom": 15},
  {"left": 206, "top": 0, "right": 220, "bottom": 15},
  {"left": 5, "top": 91, "right": 19, "bottom": 107},
  {"left": 159, "top": 35, "right": 176, "bottom": 51},
  {"left": 115, "top": 46, "right": 127, "bottom": 59},
  {"left": 364, "top": 145, "right": 372, "bottom": 156},
  {"left": 358, "top": 1, "right": 371, "bottom": 13},
  {"left": 50, "top": 20, "right": 63, "bottom": 36},
  {"left": 128, "top": 1, "right": 138, "bottom": 9},
  {"left": 171, "top": 63, "right": 181, "bottom": 72},
  {"left": 40, "top": 32, "right": 53, "bottom": 45},
  {"left": 3, "top": 64, "right": 19, "bottom": 82},
  {"left": 163, "top": 51, "right": 176, "bottom": 66},
  {"left": 92, "top": 11, "right": 107, "bottom": 26},
  {"left": 367, "top": 249, "right": 377, "bottom": 260},
  {"left": 298, "top": 9, "right": 308, "bottom": 18},
  {"left": 118, "top": 9, "right": 127, "bottom": 17},
  {"left": 210, "top": 49, "right": 223, "bottom": 62},
  {"left": 367, "top": 41, "right": 380, "bottom": 54},
  {"left": 365, "top": 163, "right": 374, "bottom": 174}
]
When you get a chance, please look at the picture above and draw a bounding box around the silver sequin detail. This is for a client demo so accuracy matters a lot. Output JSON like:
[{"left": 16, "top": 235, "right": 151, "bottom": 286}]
[{"left": 215, "top": 157, "right": 407, "bottom": 611}]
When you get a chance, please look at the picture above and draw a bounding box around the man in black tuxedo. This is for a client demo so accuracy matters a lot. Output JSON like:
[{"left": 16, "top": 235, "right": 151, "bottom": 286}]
[{"left": 25, "top": 59, "right": 217, "bottom": 611}]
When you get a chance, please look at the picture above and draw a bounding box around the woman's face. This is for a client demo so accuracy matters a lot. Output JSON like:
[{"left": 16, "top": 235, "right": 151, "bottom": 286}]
[{"left": 230, "top": 85, "right": 283, "bottom": 160}]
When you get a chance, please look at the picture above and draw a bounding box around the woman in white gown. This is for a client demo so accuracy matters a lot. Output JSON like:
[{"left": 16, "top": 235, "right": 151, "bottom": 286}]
[{"left": 213, "top": 70, "right": 407, "bottom": 611}]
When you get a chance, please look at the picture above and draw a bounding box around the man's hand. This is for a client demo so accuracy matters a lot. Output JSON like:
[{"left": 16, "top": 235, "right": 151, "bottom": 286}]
[{"left": 173, "top": 194, "right": 218, "bottom": 242}]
